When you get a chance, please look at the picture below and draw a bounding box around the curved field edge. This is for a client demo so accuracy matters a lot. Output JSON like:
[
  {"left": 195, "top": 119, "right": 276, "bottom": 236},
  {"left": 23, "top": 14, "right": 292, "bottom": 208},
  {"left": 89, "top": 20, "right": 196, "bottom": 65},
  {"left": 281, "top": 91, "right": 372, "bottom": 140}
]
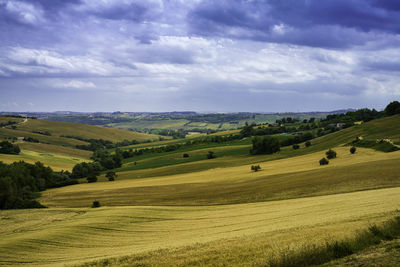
[
  {"left": 40, "top": 148, "right": 400, "bottom": 207},
  {"left": 2, "top": 187, "right": 400, "bottom": 266},
  {"left": 108, "top": 114, "right": 400, "bottom": 178}
]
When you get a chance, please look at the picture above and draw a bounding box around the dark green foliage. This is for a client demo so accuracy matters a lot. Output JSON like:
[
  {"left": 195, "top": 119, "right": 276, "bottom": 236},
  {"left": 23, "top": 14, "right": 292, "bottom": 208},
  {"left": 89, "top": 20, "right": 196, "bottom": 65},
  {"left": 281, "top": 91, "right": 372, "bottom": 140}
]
[
  {"left": 106, "top": 171, "right": 116, "bottom": 181},
  {"left": 321, "top": 108, "right": 383, "bottom": 125},
  {"left": 92, "top": 200, "right": 101, "bottom": 208},
  {"left": 207, "top": 151, "right": 216, "bottom": 159},
  {"left": 350, "top": 146, "right": 356, "bottom": 154},
  {"left": 351, "top": 138, "right": 399, "bottom": 153},
  {"left": 292, "top": 144, "right": 300, "bottom": 150},
  {"left": 23, "top": 137, "right": 40, "bottom": 143},
  {"left": 384, "top": 101, "right": 400, "bottom": 116},
  {"left": 183, "top": 153, "right": 189, "bottom": 158},
  {"left": 0, "top": 161, "right": 77, "bottom": 209},
  {"left": 240, "top": 122, "right": 255, "bottom": 137},
  {"left": 326, "top": 149, "right": 337, "bottom": 159},
  {"left": 251, "top": 165, "right": 261, "bottom": 172},
  {"left": 0, "top": 120, "right": 17, "bottom": 127},
  {"left": 250, "top": 136, "right": 280, "bottom": 155},
  {"left": 32, "top": 131, "right": 51, "bottom": 136},
  {"left": 319, "top": 158, "right": 329, "bottom": 165},
  {"left": 87, "top": 175, "right": 98, "bottom": 183},
  {"left": 71, "top": 162, "right": 102, "bottom": 179},
  {"left": 0, "top": 141, "right": 20, "bottom": 154},
  {"left": 279, "top": 132, "right": 314, "bottom": 147},
  {"left": 305, "top": 141, "right": 311, "bottom": 147}
]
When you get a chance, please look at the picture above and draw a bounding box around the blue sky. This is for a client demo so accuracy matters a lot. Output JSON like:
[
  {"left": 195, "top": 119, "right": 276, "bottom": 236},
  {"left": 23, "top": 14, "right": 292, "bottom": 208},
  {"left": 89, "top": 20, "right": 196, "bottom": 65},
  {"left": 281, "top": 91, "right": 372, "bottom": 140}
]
[{"left": 0, "top": 0, "right": 400, "bottom": 112}]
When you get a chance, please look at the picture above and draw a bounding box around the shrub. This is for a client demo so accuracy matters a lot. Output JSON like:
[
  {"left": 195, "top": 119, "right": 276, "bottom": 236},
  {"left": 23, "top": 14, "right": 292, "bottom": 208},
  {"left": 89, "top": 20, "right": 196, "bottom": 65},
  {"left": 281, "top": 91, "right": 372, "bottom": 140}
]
[
  {"left": 251, "top": 165, "right": 261, "bottom": 172},
  {"left": 350, "top": 146, "right": 356, "bottom": 154},
  {"left": 106, "top": 171, "right": 116, "bottom": 181},
  {"left": 305, "top": 141, "right": 311, "bottom": 147},
  {"left": 207, "top": 151, "right": 216, "bottom": 159},
  {"left": 319, "top": 158, "right": 329, "bottom": 165},
  {"left": 326, "top": 149, "right": 337, "bottom": 159},
  {"left": 87, "top": 175, "right": 98, "bottom": 183},
  {"left": 292, "top": 144, "right": 300, "bottom": 150},
  {"left": 183, "top": 153, "right": 189, "bottom": 158},
  {"left": 92, "top": 200, "right": 101, "bottom": 208}
]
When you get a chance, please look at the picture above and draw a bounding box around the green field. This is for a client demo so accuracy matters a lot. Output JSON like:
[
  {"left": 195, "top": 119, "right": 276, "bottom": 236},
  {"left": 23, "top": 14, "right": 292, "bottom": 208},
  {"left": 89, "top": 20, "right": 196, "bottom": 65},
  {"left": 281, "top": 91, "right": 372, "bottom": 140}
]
[
  {"left": 0, "top": 117, "right": 159, "bottom": 170},
  {"left": 1, "top": 115, "right": 400, "bottom": 266}
]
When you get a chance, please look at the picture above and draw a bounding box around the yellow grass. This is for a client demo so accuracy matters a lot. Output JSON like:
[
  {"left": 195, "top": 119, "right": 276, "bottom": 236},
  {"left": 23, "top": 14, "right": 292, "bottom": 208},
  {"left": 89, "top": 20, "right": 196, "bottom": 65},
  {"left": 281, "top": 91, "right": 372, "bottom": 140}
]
[
  {"left": 16, "top": 119, "right": 159, "bottom": 142},
  {"left": 39, "top": 147, "right": 400, "bottom": 207},
  {"left": 18, "top": 142, "right": 92, "bottom": 159},
  {"left": 0, "top": 149, "right": 88, "bottom": 171},
  {"left": 1, "top": 187, "right": 400, "bottom": 266}
]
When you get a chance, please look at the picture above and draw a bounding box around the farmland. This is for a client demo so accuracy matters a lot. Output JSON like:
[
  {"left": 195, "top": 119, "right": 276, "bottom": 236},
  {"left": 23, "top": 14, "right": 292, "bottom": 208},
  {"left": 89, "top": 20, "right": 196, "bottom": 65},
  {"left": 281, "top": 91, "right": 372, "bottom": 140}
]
[{"left": 1, "top": 113, "right": 400, "bottom": 266}]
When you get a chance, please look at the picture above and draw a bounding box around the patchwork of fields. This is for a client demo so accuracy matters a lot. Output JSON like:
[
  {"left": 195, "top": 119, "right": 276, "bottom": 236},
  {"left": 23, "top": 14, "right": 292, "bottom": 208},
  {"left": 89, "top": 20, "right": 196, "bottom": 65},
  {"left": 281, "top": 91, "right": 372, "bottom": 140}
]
[{"left": 1, "top": 115, "right": 400, "bottom": 266}]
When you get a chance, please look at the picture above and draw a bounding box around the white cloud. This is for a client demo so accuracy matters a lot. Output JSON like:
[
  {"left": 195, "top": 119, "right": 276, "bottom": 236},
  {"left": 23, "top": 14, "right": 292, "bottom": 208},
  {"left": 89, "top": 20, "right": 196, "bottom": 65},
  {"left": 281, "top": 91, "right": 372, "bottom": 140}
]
[{"left": 2, "top": 0, "right": 44, "bottom": 25}]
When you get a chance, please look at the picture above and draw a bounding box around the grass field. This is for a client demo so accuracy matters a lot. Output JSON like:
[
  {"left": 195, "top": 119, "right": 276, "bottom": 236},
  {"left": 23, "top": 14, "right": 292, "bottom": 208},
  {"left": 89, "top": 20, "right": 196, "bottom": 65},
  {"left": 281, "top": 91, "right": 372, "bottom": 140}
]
[
  {"left": 40, "top": 147, "right": 400, "bottom": 207},
  {"left": 2, "top": 188, "right": 400, "bottom": 266},
  {"left": 1, "top": 115, "right": 400, "bottom": 266},
  {"left": 0, "top": 148, "right": 88, "bottom": 171},
  {"left": 0, "top": 117, "right": 159, "bottom": 148},
  {"left": 0, "top": 117, "right": 160, "bottom": 169}
]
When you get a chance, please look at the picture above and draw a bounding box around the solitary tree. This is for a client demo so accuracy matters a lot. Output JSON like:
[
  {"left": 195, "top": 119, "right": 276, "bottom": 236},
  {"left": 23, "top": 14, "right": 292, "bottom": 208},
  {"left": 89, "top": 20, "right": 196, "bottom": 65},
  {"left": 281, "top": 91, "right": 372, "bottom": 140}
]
[
  {"left": 326, "top": 149, "right": 337, "bottom": 159},
  {"left": 350, "top": 146, "right": 356, "bottom": 154},
  {"left": 305, "top": 141, "right": 311, "bottom": 147},
  {"left": 292, "top": 144, "right": 300, "bottom": 150},
  {"left": 207, "top": 151, "right": 216, "bottom": 159},
  {"left": 319, "top": 158, "right": 329, "bottom": 165},
  {"left": 92, "top": 200, "right": 101, "bottom": 208},
  {"left": 251, "top": 165, "right": 261, "bottom": 172}
]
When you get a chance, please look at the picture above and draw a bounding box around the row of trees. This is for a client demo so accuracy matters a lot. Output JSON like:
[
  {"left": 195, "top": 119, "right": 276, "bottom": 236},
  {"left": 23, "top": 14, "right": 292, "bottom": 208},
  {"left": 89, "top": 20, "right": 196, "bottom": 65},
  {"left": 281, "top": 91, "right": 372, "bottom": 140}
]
[{"left": 71, "top": 149, "right": 123, "bottom": 180}]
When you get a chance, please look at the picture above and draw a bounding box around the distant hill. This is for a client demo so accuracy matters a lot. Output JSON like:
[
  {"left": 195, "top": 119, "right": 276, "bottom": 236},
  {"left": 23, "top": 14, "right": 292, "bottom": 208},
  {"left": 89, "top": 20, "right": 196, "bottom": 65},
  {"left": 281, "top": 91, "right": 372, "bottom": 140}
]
[{"left": 0, "top": 116, "right": 160, "bottom": 170}]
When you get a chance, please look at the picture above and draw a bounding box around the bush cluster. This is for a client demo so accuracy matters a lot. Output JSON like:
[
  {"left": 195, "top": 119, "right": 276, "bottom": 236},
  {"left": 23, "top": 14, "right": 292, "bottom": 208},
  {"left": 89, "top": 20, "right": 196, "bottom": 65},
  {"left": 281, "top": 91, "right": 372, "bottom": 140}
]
[{"left": 0, "top": 141, "right": 20, "bottom": 155}]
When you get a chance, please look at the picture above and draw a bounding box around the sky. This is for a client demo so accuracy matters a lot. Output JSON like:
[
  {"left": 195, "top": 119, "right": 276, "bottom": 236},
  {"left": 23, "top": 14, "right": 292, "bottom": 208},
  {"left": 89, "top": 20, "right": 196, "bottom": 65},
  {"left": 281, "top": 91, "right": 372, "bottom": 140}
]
[{"left": 0, "top": 0, "right": 400, "bottom": 112}]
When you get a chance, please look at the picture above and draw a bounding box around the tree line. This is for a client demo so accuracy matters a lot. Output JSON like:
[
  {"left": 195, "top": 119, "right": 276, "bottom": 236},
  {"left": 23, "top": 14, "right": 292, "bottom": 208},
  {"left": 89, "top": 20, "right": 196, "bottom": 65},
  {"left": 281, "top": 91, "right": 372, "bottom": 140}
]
[{"left": 0, "top": 161, "right": 77, "bottom": 209}]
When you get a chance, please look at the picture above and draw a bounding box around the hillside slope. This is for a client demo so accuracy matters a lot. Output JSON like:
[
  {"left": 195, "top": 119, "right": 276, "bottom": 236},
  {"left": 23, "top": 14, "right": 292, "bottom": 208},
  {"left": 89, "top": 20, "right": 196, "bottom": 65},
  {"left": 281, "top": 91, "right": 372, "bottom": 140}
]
[
  {"left": 0, "top": 117, "right": 160, "bottom": 170},
  {"left": 2, "top": 188, "right": 400, "bottom": 266}
]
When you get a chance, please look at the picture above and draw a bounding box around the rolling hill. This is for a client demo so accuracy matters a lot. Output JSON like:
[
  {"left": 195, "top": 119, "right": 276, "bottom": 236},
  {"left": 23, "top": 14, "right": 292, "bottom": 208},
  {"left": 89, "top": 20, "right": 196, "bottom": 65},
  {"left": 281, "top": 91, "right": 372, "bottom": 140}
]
[
  {"left": 1, "top": 114, "right": 400, "bottom": 266},
  {"left": 0, "top": 116, "right": 159, "bottom": 170}
]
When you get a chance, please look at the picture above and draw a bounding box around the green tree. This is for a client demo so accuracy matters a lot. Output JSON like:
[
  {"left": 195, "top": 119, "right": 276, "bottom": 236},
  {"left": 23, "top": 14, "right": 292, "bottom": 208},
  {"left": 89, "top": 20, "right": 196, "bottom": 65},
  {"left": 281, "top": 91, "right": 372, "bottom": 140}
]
[
  {"left": 250, "top": 136, "right": 280, "bottom": 155},
  {"left": 319, "top": 158, "right": 329, "bottom": 165},
  {"left": 384, "top": 101, "right": 400, "bottom": 116},
  {"left": 0, "top": 141, "right": 20, "bottom": 155},
  {"left": 207, "top": 151, "right": 216, "bottom": 159},
  {"left": 350, "top": 146, "right": 356, "bottom": 154},
  {"left": 326, "top": 149, "right": 337, "bottom": 159}
]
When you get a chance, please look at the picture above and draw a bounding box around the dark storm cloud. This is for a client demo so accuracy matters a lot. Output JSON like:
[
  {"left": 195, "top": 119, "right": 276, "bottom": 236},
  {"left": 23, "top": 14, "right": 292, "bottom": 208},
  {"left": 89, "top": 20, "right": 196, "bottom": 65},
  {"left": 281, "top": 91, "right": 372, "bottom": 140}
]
[{"left": 188, "top": 0, "right": 400, "bottom": 48}]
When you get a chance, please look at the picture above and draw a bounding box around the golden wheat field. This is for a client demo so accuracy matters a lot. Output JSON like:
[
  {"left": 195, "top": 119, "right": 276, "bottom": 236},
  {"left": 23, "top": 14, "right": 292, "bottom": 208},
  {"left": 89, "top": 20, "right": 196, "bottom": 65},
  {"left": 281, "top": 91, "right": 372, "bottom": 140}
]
[{"left": 1, "top": 187, "right": 400, "bottom": 266}]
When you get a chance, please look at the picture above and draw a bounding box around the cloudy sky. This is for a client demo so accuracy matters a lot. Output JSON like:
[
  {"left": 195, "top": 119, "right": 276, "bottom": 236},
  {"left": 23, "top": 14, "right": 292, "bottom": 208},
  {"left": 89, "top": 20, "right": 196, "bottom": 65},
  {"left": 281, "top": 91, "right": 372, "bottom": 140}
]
[{"left": 1, "top": 0, "right": 400, "bottom": 112}]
